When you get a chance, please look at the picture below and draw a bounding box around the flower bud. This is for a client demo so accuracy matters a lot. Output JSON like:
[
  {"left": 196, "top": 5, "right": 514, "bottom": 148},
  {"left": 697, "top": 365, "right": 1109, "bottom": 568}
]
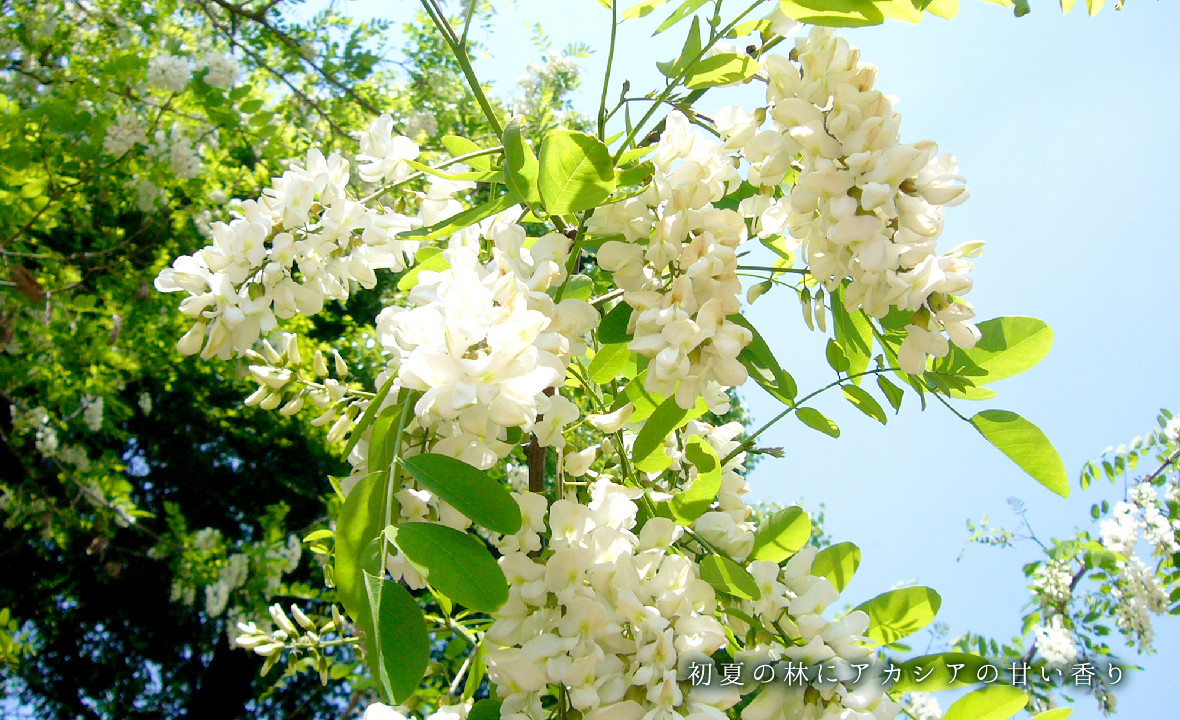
[
  {"left": 279, "top": 395, "right": 305, "bottom": 416},
  {"left": 177, "top": 322, "right": 206, "bottom": 356},
  {"left": 261, "top": 340, "right": 283, "bottom": 365},
  {"left": 243, "top": 386, "right": 268, "bottom": 407},
  {"left": 260, "top": 392, "right": 283, "bottom": 411},
  {"left": 284, "top": 334, "right": 302, "bottom": 366},
  {"left": 269, "top": 603, "right": 297, "bottom": 636},
  {"left": 312, "top": 350, "right": 329, "bottom": 378},
  {"left": 332, "top": 350, "right": 349, "bottom": 378},
  {"left": 291, "top": 604, "right": 316, "bottom": 632}
]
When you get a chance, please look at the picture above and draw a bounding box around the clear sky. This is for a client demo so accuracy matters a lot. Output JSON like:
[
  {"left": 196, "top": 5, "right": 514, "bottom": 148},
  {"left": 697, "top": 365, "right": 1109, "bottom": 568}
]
[{"left": 310, "top": 1, "right": 1180, "bottom": 717}]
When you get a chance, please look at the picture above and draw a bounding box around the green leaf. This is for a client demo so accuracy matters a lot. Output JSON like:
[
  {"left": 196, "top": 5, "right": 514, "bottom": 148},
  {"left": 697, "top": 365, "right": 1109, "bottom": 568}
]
[
  {"left": 934, "top": 317, "right": 1053, "bottom": 385},
  {"left": 655, "top": 0, "right": 710, "bottom": 34},
  {"left": 334, "top": 472, "right": 388, "bottom": 627},
  {"left": 599, "top": 302, "right": 634, "bottom": 344},
  {"left": 391, "top": 522, "right": 509, "bottom": 612},
  {"left": 928, "top": 0, "right": 959, "bottom": 17},
  {"left": 811, "top": 542, "right": 860, "bottom": 591},
  {"left": 876, "top": 376, "right": 904, "bottom": 413},
  {"left": 538, "top": 130, "right": 616, "bottom": 215},
  {"left": 684, "top": 54, "right": 762, "bottom": 89},
  {"left": 405, "top": 160, "right": 499, "bottom": 182},
  {"left": 561, "top": 274, "right": 595, "bottom": 301},
  {"left": 842, "top": 386, "right": 886, "bottom": 425},
  {"left": 367, "top": 404, "right": 403, "bottom": 482},
  {"left": 632, "top": 395, "right": 707, "bottom": 473},
  {"left": 401, "top": 193, "right": 520, "bottom": 242},
  {"left": 796, "top": 407, "right": 839, "bottom": 438},
  {"left": 397, "top": 247, "right": 447, "bottom": 292},
  {"left": 343, "top": 377, "right": 398, "bottom": 458},
  {"left": 623, "top": 0, "right": 672, "bottom": 20},
  {"left": 362, "top": 572, "right": 429, "bottom": 702},
  {"left": 616, "top": 161, "right": 654, "bottom": 187},
  {"left": 441, "top": 135, "right": 491, "bottom": 171},
  {"left": 468, "top": 699, "right": 505, "bottom": 720},
  {"left": 588, "top": 343, "right": 632, "bottom": 383},
  {"left": 1031, "top": 709, "right": 1073, "bottom": 720},
  {"left": 777, "top": 0, "right": 886, "bottom": 27},
  {"left": 892, "top": 652, "right": 995, "bottom": 692},
  {"left": 826, "top": 339, "right": 850, "bottom": 373},
  {"left": 238, "top": 98, "right": 263, "bottom": 114},
  {"left": 502, "top": 117, "right": 542, "bottom": 208},
  {"left": 664, "top": 437, "right": 722, "bottom": 524},
  {"left": 729, "top": 315, "right": 796, "bottom": 402},
  {"left": 943, "top": 686, "right": 1028, "bottom": 720},
  {"left": 657, "top": 17, "right": 701, "bottom": 78},
  {"left": 971, "top": 410, "right": 1069, "bottom": 497},
  {"left": 831, "top": 297, "right": 873, "bottom": 380},
  {"left": 699, "top": 554, "right": 761, "bottom": 600},
  {"left": 750, "top": 506, "right": 811, "bottom": 563},
  {"left": 853, "top": 586, "right": 941, "bottom": 645},
  {"left": 401, "top": 454, "right": 522, "bottom": 535}
]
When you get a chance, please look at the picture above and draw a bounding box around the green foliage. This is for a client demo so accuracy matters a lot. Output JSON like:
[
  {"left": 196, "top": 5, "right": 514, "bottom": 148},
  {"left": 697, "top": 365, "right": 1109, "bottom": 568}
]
[
  {"left": 538, "top": 129, "right": 616, "bottom": 215},
  {"left": 750, "top": 506, "right": 811, "bottom": 563},
  {"left": 389, "top": 522, "right": 508, "bottom": 613},
  {"left": 401, "top": 454, "right": 522, "bottom": 535},
  {"left": 971, "top": 410, "right": 1069, "bottom": 497},
  {"left": 943, "top": 685, "right": 1029, "bottom": 720},
  {"left": 854, "top": 586, "right": 942, "bottom": 644},
  {"left": 810, "top": 541, "right": 861, "bottom": 591}
]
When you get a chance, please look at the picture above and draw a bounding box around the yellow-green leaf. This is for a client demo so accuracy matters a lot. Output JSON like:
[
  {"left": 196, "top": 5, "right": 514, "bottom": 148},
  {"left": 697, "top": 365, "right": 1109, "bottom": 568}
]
[
  {"left": 971, "top": 410, "right": 1069, "bottom": 497},
  {"left": 943, "top": 686, "right": 1028, "bottom": 720},
  {"left": 854, "top": 586, "right": 941, "bottom": 645},
  {"left": 796, "top": 407, "right": 839, "bottom": 438},
  {"left": 751, "top": 506, "right": 811, "bottom": 563}
]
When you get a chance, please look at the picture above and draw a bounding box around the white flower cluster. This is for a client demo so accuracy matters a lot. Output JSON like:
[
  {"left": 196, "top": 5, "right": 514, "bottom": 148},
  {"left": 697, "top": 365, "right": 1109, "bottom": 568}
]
[
  {"left": 732, "top": 547, "right": 897, "bottom": 720},
  {"left": 375, "top": 217, "right": 596, "bottom": 469},
  {"left": 363, "top": 703, "right": 469, "bottom": 720},
  {"left": 1111, "top": 556, "right": 1169, "bottom": 650},
  {"left": 155, "top": 116, "right": 425, "bottom": 360},
  {"left": 1092, "top": 480, "right": 1177, "bottom": 651},
  {"left": 134, "top": 178, "right": 164, "bottom": 212},
  {"left": 204, "top": 552, "right": 249, "bottom": 617},
  {"left": 10, "top": 405, "right": 58, "bottom": 456},
  {"left": 103, "top": 112, "right": 147, "bottom": 156},
  {"left": 1165, "top": 417, "right": 1180, "bottom": 443},
  {"left": 905, "top": 692, "right": 943, "bottom": 720},
  {"left": 486, "top": 480, "right": 733, "bottom": 720},
  {"left": 1100, "top": 481, "right": 1180, "bottom": 558},
  {"left": 150, "top": 124, "right": 202, "bottom": 180},
  {"left": 146, "top": 53, "right": 192, "bottom": 92},
  {"left": 404, "top": 109, "right": 439, "bottom": 141},
  {"left": 593, "top": 111, "right": 750, "bottom": 410},
  {"left": 201, "top": 52, "right": 241, "bottom": 89},
  {"left": 1031, "top": 559, "right": 1074, "bottom": 606},
  {"left": 1033, "top": 614, "right": 1078, "bottom": 666},
  {"left": 80, "top": 394, "right": 104, "bottom": 432},
  {"left": 720, "top": 28, "right": 979, "bottom": 375}
]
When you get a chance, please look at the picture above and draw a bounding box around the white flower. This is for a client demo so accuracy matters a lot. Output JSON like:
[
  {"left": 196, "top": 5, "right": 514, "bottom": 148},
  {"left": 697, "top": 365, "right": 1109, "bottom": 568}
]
[
  {"left": 103, "top": 112, "right": 146, "bottom": 156},
  {"left": 1034, "top": 615, "right": 1078, "bottom": 666},
  {"left": 147, "top": 53, "right": 191, "bottom": 92},
  {"left": 80, "top": 395, "right": 104, "bottom": 432},
  {"left": 202, "top": 52, "right": 242, "bottom": 89},
  {"left": 362, "top": 704, "right": 408, "bottom": 720},
  {"left": 358, "top": 114, "right": 420, "bottom": 184}
]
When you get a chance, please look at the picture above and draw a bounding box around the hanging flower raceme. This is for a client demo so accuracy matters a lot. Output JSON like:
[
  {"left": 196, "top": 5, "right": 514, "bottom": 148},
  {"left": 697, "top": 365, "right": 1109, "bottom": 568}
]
[
  {"left": 154, "top": 116, "right": 426, "bottom": 360},
  {"left": 717, "top": 28, "right": 980, "bottom": 375},
  {"left": 592, "top": 111, "right": 752, "bottom": 410}
]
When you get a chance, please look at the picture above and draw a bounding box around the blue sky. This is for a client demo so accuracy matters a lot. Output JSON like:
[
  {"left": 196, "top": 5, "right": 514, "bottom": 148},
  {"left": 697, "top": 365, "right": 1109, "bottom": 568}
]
[{"left": 310, "top": 1, "right": 1180, "bottom": 717}]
